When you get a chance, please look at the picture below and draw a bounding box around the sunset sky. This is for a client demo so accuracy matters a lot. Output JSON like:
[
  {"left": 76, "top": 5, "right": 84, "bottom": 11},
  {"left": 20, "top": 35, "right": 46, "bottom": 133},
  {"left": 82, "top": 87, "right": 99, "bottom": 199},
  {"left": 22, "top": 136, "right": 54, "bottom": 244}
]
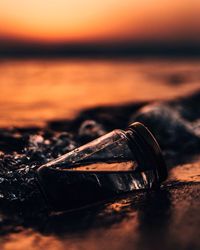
[{"left": 0, "top": 0, "right": 199, "bottom": 49}]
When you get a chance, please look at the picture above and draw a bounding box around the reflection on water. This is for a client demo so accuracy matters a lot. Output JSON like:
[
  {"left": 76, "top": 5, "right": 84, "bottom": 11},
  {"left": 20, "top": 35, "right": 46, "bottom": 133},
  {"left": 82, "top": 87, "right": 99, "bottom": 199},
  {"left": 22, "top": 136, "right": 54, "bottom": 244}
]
[
  {"left": 0, "top": 59, "right": 200, "bottom": 127},
  {"left": 1, "top": 230, "right": 64, "bottom": 250},
  {"left": 169, "top": 162, "right": 200, "bottom": 183}
]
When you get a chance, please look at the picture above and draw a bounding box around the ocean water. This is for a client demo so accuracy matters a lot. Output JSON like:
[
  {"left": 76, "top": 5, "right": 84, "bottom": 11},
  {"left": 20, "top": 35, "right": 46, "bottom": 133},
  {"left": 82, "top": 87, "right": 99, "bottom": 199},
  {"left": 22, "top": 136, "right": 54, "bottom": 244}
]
[{"left": 0, "top": 58, "right": 200, "bottom": 127}]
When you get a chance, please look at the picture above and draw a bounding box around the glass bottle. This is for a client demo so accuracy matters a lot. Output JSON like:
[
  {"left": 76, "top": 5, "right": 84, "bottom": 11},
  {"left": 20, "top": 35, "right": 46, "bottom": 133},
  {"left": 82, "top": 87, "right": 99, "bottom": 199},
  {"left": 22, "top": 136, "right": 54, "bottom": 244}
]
[{"left": 37, "top": 122, "right": 167, "bottom": 211}]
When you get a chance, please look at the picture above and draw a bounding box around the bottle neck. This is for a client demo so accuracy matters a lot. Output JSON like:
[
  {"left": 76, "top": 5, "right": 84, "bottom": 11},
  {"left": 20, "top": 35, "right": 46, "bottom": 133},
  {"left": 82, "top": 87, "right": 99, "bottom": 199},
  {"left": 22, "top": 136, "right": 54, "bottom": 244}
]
[{"left": 124, "top": 122, "right": 167, "bottom": 183}]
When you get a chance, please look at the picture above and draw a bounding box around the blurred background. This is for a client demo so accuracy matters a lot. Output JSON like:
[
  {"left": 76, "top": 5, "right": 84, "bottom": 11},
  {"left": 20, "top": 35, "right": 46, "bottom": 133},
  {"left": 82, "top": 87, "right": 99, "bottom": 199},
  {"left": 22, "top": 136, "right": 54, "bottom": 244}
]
[
  {"left": 0, "top": 0, "right": 200, "bottom": 56},
  {"left": 0, "top": 0, "right": 200, "bottom": 127}
]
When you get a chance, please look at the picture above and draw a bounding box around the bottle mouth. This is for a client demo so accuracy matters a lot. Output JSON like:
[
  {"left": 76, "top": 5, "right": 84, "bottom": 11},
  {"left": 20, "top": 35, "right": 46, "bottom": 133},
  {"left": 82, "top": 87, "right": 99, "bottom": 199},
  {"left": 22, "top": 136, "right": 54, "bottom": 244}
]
[{"left": 126, "top": 122, "right": 168, "bottom": 183}]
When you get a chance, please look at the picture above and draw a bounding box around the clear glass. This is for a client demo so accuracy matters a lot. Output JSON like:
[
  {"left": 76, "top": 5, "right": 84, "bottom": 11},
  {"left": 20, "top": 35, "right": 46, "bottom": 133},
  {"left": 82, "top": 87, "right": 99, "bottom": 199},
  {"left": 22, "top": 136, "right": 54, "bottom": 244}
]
[
  {"left": 37, "top": 124, "right": 162, "bottom": 211},
  {"left": 44, "top": 129, "right": 137, "bottom": 171}
]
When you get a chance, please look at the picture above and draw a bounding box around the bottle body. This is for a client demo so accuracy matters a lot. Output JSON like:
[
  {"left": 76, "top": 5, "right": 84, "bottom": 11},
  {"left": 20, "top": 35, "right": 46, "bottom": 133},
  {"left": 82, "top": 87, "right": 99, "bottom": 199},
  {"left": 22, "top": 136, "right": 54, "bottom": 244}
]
[{"left": 37, "top": 122, "right": 167, "bottom": 211}]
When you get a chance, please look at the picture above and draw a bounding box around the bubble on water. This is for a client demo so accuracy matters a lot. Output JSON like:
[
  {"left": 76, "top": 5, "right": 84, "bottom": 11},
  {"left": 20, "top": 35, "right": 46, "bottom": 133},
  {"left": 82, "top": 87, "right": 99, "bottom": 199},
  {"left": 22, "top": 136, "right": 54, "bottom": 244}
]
[
  {"left": 0, "top": 177, "right": 4, "bottom": 184},
  {"left": 79, "top": 120, "right": 105, "bottom": 140}
]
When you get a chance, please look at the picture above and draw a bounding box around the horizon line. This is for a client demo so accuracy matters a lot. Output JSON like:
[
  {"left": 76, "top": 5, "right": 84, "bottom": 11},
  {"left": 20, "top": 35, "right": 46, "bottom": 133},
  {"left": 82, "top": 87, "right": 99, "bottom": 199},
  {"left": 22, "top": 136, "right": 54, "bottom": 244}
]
[{"left": 0, "top": 43, "right": 200, "bottom": 58}]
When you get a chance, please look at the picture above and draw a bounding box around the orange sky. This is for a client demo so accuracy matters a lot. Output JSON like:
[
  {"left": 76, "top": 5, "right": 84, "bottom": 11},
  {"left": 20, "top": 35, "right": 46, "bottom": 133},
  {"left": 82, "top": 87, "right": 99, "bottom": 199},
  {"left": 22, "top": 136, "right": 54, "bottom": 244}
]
[{"left": 0, "top": 0, "right": 200, "bottom": 45}]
